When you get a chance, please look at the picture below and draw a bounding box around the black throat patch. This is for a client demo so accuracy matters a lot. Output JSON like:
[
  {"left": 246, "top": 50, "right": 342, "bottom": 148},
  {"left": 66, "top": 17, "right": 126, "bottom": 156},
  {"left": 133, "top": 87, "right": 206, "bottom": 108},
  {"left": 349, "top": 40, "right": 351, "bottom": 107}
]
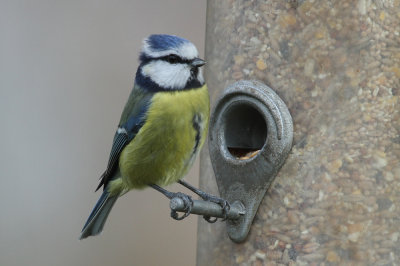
[{"left": 192, "top": 114, "right": 202, "bottom": 156}]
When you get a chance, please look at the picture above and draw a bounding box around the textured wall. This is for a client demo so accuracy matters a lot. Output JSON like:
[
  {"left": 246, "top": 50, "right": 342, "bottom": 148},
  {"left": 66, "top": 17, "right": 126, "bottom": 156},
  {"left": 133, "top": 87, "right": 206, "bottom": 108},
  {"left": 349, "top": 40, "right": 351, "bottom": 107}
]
[{"left": 199, "top": 1, "right": 400, "bottom": 265}]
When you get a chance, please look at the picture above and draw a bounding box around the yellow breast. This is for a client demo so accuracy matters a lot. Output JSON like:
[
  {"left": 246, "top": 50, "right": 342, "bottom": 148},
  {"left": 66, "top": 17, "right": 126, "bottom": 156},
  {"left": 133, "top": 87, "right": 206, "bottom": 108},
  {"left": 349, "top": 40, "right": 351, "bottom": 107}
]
[{"left": 119, "top": 85, "right": 209, "bottom": 189}]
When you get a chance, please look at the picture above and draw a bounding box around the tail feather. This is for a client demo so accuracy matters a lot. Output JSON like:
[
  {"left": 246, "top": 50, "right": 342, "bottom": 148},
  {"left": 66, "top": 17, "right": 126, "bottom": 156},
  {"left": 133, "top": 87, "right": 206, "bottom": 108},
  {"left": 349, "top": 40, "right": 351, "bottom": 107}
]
[{"left": 80, "top": 191, "right": 118, "bottom": 239}]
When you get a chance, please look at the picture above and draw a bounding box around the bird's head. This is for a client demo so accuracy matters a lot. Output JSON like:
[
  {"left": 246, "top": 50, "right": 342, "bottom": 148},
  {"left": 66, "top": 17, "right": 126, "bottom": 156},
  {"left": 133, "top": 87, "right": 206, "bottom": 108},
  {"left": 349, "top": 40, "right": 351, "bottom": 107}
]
[{"left": 136, "top": 34, "right": 205, "bottom": 91}]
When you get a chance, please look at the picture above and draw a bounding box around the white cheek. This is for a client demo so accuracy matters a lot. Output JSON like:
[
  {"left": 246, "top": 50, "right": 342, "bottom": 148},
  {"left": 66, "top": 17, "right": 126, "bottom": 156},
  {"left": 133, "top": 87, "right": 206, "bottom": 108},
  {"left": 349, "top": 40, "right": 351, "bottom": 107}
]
[{"left": 142, "top": 61, "right": 191, "bottom": 90}]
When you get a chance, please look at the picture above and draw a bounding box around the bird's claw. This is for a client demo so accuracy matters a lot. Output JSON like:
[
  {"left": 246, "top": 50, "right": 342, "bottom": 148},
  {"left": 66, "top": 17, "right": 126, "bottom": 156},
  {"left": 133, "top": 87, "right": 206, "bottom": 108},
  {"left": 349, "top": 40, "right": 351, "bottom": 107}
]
[
  {"left": 177, "top": 180, "right": 231, "bottom": 223},
  {"left": 201, "top": 196, "right": 231, "bottom": 223},
  {"left": 219, "top": 200, "right": 231, "bottom": 221},
  {"left": 170, "top": 192, "right": 193, "bottom": 220}
]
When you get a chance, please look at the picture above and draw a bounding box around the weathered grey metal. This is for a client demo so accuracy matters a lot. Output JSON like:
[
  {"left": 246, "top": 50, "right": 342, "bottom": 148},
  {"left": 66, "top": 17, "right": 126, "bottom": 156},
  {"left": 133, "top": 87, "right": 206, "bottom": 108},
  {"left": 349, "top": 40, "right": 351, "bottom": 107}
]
[
  {"left": 208, "top": 80, "right": 293, "bottom": 242},
  {"left": 170, "top": 198, "right": 245, "bottom": 220}
]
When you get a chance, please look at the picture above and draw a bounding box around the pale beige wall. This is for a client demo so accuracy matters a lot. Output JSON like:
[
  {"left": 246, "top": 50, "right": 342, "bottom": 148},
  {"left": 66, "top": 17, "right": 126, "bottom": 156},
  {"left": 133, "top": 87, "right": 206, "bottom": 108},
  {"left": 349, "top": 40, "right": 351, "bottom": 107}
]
[{"left": 0, "top": 1, "right": 206, "bottom": 265}]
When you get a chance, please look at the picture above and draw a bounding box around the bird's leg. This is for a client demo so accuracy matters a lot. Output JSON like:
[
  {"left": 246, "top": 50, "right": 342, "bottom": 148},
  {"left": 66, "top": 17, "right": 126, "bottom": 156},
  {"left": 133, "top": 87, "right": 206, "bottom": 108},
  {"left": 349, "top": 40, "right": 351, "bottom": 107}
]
[
  {"left": 150, "top": 184, "right": 193, "bottom": 220},
  {"left": 178, "top": 180, "right": 230, "bottom": 222}
]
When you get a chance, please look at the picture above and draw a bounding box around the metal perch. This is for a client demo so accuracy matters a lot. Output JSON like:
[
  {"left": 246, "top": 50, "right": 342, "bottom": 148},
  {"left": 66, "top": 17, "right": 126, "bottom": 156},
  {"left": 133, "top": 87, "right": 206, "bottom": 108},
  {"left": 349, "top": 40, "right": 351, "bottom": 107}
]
[{"left": 169, "top": 198, "right": 246, "bottom": 221}]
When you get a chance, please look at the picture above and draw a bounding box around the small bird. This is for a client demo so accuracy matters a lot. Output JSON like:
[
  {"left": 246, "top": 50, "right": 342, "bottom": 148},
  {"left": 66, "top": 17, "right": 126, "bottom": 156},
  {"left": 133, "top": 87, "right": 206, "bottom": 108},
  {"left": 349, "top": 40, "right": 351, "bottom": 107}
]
[{"left": 80, "top": 34, "right": 226, "bottom": 239}]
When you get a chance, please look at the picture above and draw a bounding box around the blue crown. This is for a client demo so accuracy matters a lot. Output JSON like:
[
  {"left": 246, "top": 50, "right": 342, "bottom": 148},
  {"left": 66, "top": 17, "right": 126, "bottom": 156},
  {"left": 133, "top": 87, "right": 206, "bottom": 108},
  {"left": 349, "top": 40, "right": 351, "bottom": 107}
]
[{"left": 146, "top": 34, "right": 190, "bottom": 51}]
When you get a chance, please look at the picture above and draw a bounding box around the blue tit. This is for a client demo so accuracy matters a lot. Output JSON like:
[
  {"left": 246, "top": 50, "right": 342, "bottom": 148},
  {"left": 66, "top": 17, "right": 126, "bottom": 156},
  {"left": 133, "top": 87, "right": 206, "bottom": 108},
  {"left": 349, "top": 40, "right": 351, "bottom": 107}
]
[{"left": 80, "top": 34, "right": 219, "bottom": 239}]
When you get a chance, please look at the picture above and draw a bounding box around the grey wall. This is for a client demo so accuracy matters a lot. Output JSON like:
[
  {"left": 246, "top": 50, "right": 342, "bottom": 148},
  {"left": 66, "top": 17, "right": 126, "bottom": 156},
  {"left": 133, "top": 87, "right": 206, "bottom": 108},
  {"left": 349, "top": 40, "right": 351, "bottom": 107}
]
[{"left": 0, "top": 1, "right": 206, "bottom": 265}]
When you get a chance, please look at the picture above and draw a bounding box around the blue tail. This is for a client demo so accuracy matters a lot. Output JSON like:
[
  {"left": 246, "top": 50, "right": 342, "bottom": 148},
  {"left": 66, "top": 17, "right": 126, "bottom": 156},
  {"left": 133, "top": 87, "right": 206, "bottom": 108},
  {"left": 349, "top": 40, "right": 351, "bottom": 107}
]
[{"left": 80, "top": 191, "right": 118, "bottom": 239}]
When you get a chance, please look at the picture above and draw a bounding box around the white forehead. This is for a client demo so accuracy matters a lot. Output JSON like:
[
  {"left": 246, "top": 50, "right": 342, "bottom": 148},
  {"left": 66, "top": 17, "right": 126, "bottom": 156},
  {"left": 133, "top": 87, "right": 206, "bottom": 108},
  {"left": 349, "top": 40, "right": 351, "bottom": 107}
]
[{"left": 142, "top": 40, "right": 199, "bottom": 60}]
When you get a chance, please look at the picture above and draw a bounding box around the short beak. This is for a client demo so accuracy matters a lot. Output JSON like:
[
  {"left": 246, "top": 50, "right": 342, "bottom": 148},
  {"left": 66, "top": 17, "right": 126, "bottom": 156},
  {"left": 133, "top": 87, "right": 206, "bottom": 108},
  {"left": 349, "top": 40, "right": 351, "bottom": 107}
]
[{"left": 191, "top": 58, "right": 206, "bottom": 67}]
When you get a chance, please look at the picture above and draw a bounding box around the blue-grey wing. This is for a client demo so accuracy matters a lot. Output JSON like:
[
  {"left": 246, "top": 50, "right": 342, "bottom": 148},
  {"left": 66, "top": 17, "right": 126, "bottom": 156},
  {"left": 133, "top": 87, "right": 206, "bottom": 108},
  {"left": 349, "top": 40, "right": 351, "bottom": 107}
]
[{"left": 96, "top": 87, "right": 153, "bottom": 191}]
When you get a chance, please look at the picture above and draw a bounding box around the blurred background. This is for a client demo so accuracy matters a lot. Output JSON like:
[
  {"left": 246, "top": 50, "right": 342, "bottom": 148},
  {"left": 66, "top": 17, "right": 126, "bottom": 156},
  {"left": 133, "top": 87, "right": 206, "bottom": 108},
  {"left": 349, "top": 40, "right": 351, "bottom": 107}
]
[{"left": 0, "top": 1, "right": 206, "bottom": 265}]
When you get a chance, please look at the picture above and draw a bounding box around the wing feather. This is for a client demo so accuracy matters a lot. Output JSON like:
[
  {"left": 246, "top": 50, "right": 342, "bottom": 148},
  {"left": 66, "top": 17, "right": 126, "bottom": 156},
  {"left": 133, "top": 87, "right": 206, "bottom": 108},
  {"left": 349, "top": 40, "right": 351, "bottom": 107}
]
[{"left": 96, "top": 85, "right": 153, "bottom": 191}]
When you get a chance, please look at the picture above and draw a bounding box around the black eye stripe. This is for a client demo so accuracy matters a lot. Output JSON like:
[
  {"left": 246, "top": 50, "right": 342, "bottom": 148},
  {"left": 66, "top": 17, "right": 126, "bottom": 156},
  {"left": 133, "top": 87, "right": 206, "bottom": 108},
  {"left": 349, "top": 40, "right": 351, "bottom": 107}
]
[{"left": 157, "top": 54, "right": 192, "bottom": 65}]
